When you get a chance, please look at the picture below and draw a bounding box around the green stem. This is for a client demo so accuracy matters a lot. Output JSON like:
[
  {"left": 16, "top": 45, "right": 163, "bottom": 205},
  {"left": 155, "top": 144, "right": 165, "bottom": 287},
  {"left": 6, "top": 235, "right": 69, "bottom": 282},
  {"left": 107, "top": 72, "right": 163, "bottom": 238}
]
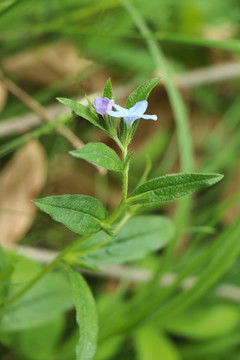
[
  {"left": 1, "top": 233, "right": 91, "bottom": 310},
  {"left": 81, "top": 213, "right": 131, "bottom": 257},
  {"left": 121, "top": 147, "right": 129, "bottom": 201},
  {"left": 120, "top": 0, "right": 194, "bottom": 284},
  {"left": 122, "top": 165, "right": 129, "bottom": 201},
  {"left": 113, "top": 135, "right": 124, "bottom": 152},
  {"left": 1, "top": 136, "right": 131, "bottom": 311},
  {"left": 120, "top": 0, "right": 193, "bottom": 173}
]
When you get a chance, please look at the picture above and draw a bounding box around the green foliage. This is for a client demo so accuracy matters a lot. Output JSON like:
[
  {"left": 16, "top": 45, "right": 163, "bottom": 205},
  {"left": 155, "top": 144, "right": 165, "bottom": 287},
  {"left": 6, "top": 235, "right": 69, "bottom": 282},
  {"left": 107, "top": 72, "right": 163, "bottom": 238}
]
[
  {"left": 127, "top": 173, "right": 223, "bottom": 205},
  {"left": 14, "top": 315, "right": 65, "bottom": 360},
  {"left": 33, "top": 195, "right": 107, "bottom": 235},
  {"left": 120, "top": 77, "right": 160, "bottom": 143},
  {"left": 0, "top": 0, "right": 239, "bottom": 358},
  {"left": 93, "top": 335, "right": 123, "bottom": 360},
  {"left": 79, "top": 215, "right": 174, "bottom": 266},
  {"left": 125, "top": 77, "right": 160, "bottom": 109},
  {"left": 70, "top": 143, "right": 122, "bottom": 172},
  {"left": 135, "top": 327, "right": 180, "bottom": 360},
  {"left": 0, "top": 115, "right": 71, "bottom": 158},
  {"left": 103, "top": 78, "right": 113, "bottom": 100},
  {"left": 7, "top": 252, "right": 41, "bottom": 283},
  {"left": 0, "top": 272, "right": 72, "bottom": 331},
  {"left": 57, "top": 98, "right": 107, "bottom": 132},
  {"left": 67, "top": 266, "right": 98, "bottom": 360},
  {"left": 165, "top": 304, "right": 240, "bottom": 340},
  {"left": 0, "top": 249, "right": 14, "bottom": 300}
]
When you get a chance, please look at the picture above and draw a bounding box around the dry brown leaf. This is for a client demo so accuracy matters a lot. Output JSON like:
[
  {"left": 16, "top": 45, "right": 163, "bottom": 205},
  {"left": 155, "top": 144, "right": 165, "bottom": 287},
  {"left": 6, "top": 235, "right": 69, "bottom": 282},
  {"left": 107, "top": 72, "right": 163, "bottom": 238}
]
[
  {"left": 0, "top": 140, "right": 46, "bottom": 246},
  {"left": 2, "top": 41, "right": 92, "bottom": 87},
  {"left": 203, "top": 25, "right": 237, "bottom": 41}
]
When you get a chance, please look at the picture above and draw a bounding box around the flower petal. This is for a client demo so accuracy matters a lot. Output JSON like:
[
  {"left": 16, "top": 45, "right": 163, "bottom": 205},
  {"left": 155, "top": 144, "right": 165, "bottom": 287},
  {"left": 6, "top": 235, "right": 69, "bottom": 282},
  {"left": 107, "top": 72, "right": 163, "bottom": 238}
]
[
  {"left": 113, "top": 104, "right": 129, "bottom": 114},
  {"left": 123, "top": 116, "right": 139, "bottom": 125},
  {"left": 141, "top": 114, "right": 158, "bottom": 120},
  {"left": 92, "top": 97, "right": 114, "bottom": 115},
  {"left": 107, "top": 109, "right": 125, "bottom": 118},
  {"left": 128, "top": 100, "right": 148, "bottom": 116}
]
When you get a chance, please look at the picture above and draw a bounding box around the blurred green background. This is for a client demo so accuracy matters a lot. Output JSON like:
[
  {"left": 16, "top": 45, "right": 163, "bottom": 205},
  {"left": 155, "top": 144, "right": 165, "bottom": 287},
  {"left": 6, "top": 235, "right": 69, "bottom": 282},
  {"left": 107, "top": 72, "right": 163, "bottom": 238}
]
[{"left": 0, "top": 0, "right": 240, "bottom": 359}]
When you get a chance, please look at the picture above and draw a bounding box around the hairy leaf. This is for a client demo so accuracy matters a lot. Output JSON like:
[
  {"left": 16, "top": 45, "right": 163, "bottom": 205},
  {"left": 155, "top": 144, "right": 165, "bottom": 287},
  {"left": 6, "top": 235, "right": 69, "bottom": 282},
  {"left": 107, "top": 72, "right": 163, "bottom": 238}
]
[
  {"left": 70, "top": 143, "right": 122, "bottom": 172},
  {"left": 126, "top": 77, "right": 160, "bottom": 109},
  {"left": 34, "top": 195, "right": 107, "bottom": 235},
  {"left": 0, "top": 272, "right": 72, "bottom": 331},
  {"left": 120, "top": 77, "right": 160, "bottom": 143},
  {"left": 127, "top": 173, "right": 223, "bottom": 205},
  {"left": 79, "top": 215, "right": 173, "bottom": 266},
  {"left": 57, "top": 98, "right": 106, "bottom": 131},
  {"left": 103, "top": 78, "right": 113, "bottom": 99}
]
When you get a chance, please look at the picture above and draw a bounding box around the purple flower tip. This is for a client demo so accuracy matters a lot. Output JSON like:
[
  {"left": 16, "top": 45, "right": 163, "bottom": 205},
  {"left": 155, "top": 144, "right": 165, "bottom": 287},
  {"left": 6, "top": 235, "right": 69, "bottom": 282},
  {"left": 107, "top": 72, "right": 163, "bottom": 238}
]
[{"left": 92, "top": 97, "right": 114, "bottom": 116}]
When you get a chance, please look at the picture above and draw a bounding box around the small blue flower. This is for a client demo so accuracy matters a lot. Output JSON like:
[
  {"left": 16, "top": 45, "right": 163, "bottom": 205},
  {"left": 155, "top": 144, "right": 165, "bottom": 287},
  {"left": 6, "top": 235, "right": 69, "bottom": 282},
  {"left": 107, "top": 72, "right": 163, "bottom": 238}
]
[
  {"left": 92, "top": 97, "right": 114, "bottom": 116},
  {"left": 107, "top": 100, "right": 157, "bottom": 125}
]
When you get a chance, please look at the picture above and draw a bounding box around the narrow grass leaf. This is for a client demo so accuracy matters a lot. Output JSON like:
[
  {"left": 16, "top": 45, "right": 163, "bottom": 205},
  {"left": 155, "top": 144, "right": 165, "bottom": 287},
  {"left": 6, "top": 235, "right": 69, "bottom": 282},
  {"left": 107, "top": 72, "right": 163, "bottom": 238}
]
[
  {"left": 151, "top": 218, "right": 240, "bottom": 326},
  {"left": 33, "top": 195, "right": 107, "bottom": 235}
]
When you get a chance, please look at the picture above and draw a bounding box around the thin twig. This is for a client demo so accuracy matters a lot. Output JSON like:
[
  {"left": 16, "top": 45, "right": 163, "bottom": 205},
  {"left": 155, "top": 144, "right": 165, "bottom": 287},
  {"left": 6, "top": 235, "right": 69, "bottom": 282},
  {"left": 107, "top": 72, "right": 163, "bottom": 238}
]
[
  {"left": 0, "top": 70, "right": 83, "bottom": 147},
  {"left": 0, "top": 70, "right": 51, "bottom": 122},
  {"left": 0, "top": 70, "right": 107, "bottom": 172},
  {"left": 0, "top": 84, "right": 131, "bottom": 137},
  {"left": 1, "top": 61, "right": 240, "bottom": 138}
]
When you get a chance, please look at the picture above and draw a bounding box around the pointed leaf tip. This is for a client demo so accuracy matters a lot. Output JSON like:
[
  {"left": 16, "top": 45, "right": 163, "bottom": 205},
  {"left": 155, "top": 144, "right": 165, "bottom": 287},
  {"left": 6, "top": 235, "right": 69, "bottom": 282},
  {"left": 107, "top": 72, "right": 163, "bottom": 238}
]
[
  {"left": 34, "top": 194, "right": 107, "bottom": 235},
  {"left": 127, "top": 173, "right": 223, "bottom": 205}
]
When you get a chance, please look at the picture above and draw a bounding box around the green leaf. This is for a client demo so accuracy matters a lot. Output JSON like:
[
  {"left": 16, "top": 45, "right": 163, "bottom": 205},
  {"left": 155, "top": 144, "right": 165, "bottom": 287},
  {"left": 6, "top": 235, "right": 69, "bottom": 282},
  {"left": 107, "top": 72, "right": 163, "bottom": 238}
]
[
  {"left": 0, "top": 248, "right": 13, "bottom": 286},
  {"left": 1, "top": 253, "right": 38, "bottom": 302},
  {"left": 0, "top": 272, "right": 72, "bottom": 331},
  {"left": 15, "top": 315, "right": 65, "bottom": 360},
  {"left": 70, "top": 143, "right": 122, "bottom": 172},
  {"left": 165, "top": 304, "right": 240, "bottom": 340},
  {"left": 135, "top": 327, "right": 180, "bottom": 360},
  {"left": 127, "top": 173, "right": 223, "bottom": 205},
  {"left": 0, "top": 246, "right": 6, "bottom": 271},
  {"left": 67, "top": 267, "right": 98, "bottom": 360},
  {"left": 103, "top": 78, "right": 113, "bottom": 99},
  {"left": 33, "top": 195, "right": 107, "bottom": 235},
  {"left": 7, "top": 252, "right": 41, "bottom": 283},
  {"left": 86, "top": 95, "right": 99, "bottom": 118},
  {"left": 125, "top": 77, "right": 160, "bottom": 109},
  {"left": 93, "top": 335, "right": 123, "bottom": 360},
  {"left": 57, "top": 97, "right": 106, "bottom": 131},
  {"left": 78, "top": 215, "right": 173, "bottom": 266}
]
